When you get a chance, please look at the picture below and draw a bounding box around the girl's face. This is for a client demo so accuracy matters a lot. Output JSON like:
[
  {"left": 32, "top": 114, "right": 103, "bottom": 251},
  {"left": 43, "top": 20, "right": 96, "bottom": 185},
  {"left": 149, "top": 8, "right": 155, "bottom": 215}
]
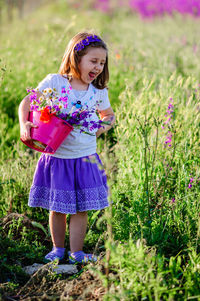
[{"left": 78, "top": 47, "right": 107, "bottom": 85}]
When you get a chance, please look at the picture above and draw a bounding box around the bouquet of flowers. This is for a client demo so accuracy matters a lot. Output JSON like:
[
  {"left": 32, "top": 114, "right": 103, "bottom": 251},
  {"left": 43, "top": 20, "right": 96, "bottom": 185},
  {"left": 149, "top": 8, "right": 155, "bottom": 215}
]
[{"left": 27, "top": 87, "right": 104, "bottom": 135}]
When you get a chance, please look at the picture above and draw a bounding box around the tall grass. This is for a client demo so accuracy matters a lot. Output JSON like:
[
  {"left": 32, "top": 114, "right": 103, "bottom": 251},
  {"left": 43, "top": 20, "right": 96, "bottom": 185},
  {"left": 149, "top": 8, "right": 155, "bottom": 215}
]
[{"left": 0, "top": 1, "right": 200, "bottom": 298}]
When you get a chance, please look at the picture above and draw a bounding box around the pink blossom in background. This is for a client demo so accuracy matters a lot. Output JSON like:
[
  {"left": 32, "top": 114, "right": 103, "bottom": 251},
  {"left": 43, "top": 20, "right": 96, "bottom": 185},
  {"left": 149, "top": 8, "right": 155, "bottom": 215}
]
[
  {"left": 94, "top": 0, "right": 110, "bottom": 12},
  {"left": 129, "top": 0, "right": 200, "bottom": 17},
  {"left": 188, "top": 177, "right": 194, "bottom": 189},
  {"left": 93, "top": 0, "right": 200, "bottom": 17}
]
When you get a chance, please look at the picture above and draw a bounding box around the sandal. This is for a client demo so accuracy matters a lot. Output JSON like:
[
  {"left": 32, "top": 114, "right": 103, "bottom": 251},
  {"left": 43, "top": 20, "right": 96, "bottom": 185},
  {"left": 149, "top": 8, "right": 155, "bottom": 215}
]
[
  {"left": 68, "top": 251, "right": 97, "bottom": 264},
  {"left": 44, "top": 247, "right": 65, "bottom": 262}
]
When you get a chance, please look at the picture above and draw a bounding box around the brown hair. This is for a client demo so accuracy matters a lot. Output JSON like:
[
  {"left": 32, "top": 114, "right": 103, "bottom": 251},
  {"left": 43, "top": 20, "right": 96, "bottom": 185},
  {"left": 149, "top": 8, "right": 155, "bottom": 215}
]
[{"left": 59, "top": 32, "right": 109, "bottom": 89}]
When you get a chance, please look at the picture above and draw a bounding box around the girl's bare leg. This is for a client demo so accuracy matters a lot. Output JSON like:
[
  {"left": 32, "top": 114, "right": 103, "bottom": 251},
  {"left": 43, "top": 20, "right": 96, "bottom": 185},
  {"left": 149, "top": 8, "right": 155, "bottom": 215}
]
[
  {"left": 69, "top": 211, "right": 88, "bottom": 252},
  {"left": 49, "top": 211, "right": 66, "bottom": 248}
]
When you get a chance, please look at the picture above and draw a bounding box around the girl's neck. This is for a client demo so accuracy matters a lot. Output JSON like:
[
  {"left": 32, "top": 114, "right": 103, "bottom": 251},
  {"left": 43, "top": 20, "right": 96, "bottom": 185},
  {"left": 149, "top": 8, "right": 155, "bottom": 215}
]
[{"left": 70, "top": 77, "right": 89, "bottom": 91}]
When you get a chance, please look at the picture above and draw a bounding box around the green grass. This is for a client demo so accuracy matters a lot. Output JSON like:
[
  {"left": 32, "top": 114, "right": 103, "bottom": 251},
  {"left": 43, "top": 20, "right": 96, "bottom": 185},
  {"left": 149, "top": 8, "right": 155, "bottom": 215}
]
[{"left": 0, "top": 1, "right": 200, "bottom": 299}]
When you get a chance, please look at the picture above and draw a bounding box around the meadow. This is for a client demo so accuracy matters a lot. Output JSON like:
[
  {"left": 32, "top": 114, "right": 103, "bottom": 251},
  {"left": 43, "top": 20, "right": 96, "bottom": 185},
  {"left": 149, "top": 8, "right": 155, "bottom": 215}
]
[{"left": 0, "top": 1, "right": 200, "bottom": 299}]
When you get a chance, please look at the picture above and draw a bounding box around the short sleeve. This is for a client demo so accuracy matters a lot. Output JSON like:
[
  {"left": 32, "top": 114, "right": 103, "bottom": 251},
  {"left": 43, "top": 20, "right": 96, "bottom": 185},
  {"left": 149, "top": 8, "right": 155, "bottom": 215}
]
[
  {"left": 36, "top": 74, "right": 55, "bottom": 92},
  {"left": 96, "top": 88, "right": 110, "bottom": 111}
]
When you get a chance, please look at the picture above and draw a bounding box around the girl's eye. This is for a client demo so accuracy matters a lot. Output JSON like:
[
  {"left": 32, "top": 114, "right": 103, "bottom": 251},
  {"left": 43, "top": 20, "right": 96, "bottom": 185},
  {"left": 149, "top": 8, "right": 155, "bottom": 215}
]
[{"left": 91, "top": 61, "right": 96, "bottom": 64}]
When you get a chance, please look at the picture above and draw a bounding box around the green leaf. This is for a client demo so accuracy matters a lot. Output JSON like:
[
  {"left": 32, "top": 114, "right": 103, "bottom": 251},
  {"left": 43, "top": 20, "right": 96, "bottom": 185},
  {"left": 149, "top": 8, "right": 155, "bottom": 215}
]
[{"left": 31, "top": 221, "right": 48, "bottom": 236}]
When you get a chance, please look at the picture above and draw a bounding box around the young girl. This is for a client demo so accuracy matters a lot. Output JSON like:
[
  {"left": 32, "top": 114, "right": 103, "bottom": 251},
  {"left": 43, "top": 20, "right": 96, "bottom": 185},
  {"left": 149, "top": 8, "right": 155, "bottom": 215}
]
[{"left": 19, "top": 32, "right": 115, "bottom": 264}]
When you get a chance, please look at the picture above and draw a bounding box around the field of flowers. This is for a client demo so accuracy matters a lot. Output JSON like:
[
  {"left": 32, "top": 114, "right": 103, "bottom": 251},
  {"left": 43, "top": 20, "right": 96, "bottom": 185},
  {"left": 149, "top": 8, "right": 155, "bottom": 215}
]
[
  {"left": 0, "top": 0, "right": 200, "bottom": 299},
  {"left": 94, "top": 0, "right": 200, "bottom": 17}
]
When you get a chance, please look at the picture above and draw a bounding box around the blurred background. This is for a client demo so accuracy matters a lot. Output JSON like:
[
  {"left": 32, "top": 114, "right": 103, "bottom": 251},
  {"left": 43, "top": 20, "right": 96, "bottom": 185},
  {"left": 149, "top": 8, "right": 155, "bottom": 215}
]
[{"left": 1, "top": 0, "right": 200, "bottom": 22}]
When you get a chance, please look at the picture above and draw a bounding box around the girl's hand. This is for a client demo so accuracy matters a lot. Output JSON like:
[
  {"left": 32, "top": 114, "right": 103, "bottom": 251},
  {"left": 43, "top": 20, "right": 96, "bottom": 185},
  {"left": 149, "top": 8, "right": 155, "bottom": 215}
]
[
  {"left": 20, "top": 121, "right": 38, "bottom": 141},
  {"left": 19, "top": 92, "right": 42, "bottom": 141},
  {"left": 96, "top": 127, "right": 105, "bottom": 138},
  {"left": 96, "top": 107, "right": 115, "bottom": 138}
]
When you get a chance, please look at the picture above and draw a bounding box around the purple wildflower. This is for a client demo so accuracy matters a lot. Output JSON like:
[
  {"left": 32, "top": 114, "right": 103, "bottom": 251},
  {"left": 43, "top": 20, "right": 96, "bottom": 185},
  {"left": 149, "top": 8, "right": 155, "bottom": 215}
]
[
  {"left": 90, "top": 122, "right": 98, "bottom": 129},
  {"left": 72, "top": 111, "right": 79, "bottom": 119},
  {"left": 79, "top": 111, "right": 88, "bottom": 120},
  {"left": 29, "top": 93, "right": 38, "bottom": 102},
  {"left": 164, "top": 131, "right": 172, "bottom": 147},
  {"left": 97, "top": 123, "right": 103, "bottom": 129},
  {"left": 82, "top": 121, "right": 89, "bottom": 128},
  {"left": 58, "top": 113, "right": 66, "bottom": 119},
  {"left": 30, "top": 105, "right": 39, "bottom": 110},
  {"left": 53, "top": 105, "right": 60, "bottom": 112},
  {"left": 188, "top": 177, "right": 194, "bottom": 189},
  {"left": 59, "top": 96, "right": 68, "bottom": 103}
]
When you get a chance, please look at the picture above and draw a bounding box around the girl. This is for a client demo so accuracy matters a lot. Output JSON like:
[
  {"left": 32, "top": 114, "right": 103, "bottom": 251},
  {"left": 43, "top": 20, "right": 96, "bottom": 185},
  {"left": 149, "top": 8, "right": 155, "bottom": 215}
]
[{"left": 19, "top": 32, "right": 115, "bottom": 264}]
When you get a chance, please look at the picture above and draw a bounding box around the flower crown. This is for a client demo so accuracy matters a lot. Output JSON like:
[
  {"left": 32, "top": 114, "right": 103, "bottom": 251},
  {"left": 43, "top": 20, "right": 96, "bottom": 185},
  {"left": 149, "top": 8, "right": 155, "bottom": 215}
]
[{"left": 74, "top": 35, "right": 102, "bottom": 52}]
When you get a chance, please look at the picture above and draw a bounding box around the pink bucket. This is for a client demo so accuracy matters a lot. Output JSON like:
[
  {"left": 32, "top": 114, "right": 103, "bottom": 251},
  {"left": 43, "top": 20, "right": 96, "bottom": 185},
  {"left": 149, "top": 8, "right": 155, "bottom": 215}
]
[{"left": 21, "top": 111, "right": 73, "bottom": 154}]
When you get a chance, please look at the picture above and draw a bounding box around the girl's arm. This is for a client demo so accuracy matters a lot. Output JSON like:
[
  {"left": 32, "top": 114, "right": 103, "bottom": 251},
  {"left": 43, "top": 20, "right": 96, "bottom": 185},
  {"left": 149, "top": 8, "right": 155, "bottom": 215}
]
[
  {"left": 18, "top": 92, "right": 41, "bottom": 141},
  {"left": 96, "top": 107, "right": 115, "bottom": 137}
]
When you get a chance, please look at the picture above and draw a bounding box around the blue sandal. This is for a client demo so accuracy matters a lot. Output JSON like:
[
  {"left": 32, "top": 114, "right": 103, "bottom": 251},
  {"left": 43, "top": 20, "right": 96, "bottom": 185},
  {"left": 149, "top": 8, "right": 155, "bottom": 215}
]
[
  {"left": 68, "top": 251, "right": 98, "bottom": 264},
  {"left": 44, "top": 247, "right": 65, "bottom": 262}
]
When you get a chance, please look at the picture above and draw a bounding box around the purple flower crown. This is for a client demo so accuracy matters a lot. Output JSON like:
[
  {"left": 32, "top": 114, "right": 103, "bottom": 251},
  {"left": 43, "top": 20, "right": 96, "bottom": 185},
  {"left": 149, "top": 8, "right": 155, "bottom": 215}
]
[{"left": 74, "top": 35, "right": 102, "bottom": 52}]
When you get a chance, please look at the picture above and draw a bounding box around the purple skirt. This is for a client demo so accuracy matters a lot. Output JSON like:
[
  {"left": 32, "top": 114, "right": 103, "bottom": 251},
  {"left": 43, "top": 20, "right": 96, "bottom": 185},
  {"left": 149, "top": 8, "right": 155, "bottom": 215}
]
[{"left": 28, "top": 153, "right": 109, "bottom": 214}]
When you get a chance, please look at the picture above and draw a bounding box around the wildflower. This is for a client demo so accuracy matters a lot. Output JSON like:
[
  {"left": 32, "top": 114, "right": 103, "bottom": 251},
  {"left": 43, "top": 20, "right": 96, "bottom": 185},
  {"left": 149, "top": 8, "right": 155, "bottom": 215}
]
[
  {"left": 164, "top": 131, "right": 172, "bottom": 147},
  {"left": 79, "top": 111, "right": 88, "bottom": 120},
  {"left": 162, "top": 98, "right": 174, "bottom": 127},
  {"left": 29, "top": 93, "right": 37, "bottom": 102},
  {"left": 39, "top": 96, "right": 45, "bottom": 102},
  {"left": 40, "top": 107, "right": 52, "bottom": 123},
  {"left": 162, "top": 98, "right": 175, "bottom": 147},
  {"left": 89, "top": 121, "right": 98, "bottom": 129},
  {"left": 58, "top": 103, "right": 64, "bottom": 110},
  {"left": 59, "top": 96, "right": 68, "bottom": 103},
  {"left": 47, "top": 88, "right": 53, "bottom": 94},
  {"left": 72, "top": 111, "right": 79, "bottom": 119},
  {"left": 115, "top": 53, "right": 121, "bottom": 60},
  {"left": 188, "top": 177, "right": 194, "bottom": 189},
  {"left": 82, "top": 121, "right": 89, "bottom": 128},
  {"left": 30, "top": 104, "right": 39, "bottom": 111}
]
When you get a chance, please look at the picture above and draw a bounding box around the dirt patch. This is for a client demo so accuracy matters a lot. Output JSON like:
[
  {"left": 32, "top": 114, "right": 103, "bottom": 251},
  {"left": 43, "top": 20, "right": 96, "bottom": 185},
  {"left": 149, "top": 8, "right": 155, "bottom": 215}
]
[
  {"left": 60, "top": 266, "right": 105, "bottom": 301},
  {"left": 4, "top": 264, "right": 106, "bottom": 301}
]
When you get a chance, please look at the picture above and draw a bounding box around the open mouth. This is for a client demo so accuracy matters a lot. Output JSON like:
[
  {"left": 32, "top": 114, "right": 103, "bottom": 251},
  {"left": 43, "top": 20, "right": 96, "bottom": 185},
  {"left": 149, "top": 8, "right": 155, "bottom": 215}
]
[{"left": 89, "top": 72, "right": 97, "bottom": 80}]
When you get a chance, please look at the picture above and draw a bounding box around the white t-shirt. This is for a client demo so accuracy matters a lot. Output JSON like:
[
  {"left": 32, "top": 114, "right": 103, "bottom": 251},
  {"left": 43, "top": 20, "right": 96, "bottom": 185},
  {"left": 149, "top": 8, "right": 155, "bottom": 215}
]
[{"left": 36, "top": 73, "right": 110, "bottom": 159}]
